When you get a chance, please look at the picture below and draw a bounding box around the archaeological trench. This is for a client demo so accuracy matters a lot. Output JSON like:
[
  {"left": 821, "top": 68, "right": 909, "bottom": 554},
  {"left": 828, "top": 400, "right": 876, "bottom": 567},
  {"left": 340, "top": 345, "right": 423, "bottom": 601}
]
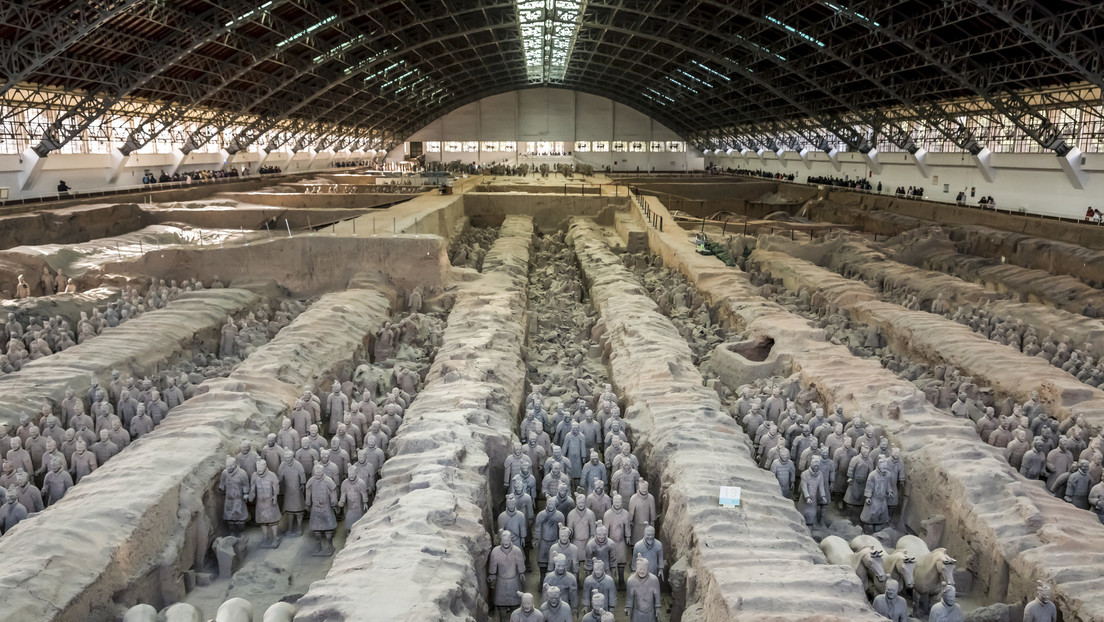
[{"left": 1, "top": 172, "right": 1103, "bottom": 622}]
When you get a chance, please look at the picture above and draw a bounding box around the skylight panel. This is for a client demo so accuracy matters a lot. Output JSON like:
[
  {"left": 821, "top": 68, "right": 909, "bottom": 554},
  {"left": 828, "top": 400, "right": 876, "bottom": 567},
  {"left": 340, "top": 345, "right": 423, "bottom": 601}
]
[
  {"left": 667, "top": 77, "right": 698, "bottom": 94},
  {"left": 765, "top": 15, "right": 825, "bottom": 47},
  {"left": 276, "top": 15, "right": 337, "bottom": 48},
  {"left": 516, "top": 0, "right": 586, "bottom": 82},
  {"left": 677, "top": 69, "right": 713, "bottom": 88},
  {"left": 313, "top": 34, "right": 367, "bottom": 64},
  {"left": 734, "top": 34, "right": 786, "bottom": 62},
  {"left": 691, "top": 60, "right": 731, "bottom": 81},
  {"left": 823, "top": 3, "right": 881, "bottom": 27},
  {"left": 224, "top": 1, "right": 274, "bottom": 28},
  {"left": 645, "top": 87, "right": 675, "bottom": 104}
]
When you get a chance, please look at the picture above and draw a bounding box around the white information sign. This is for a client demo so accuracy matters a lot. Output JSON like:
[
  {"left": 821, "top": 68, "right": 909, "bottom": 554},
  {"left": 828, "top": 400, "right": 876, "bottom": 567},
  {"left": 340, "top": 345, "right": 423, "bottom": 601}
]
[{"left": 719, "top": 486, "right": 742, "bottom": 507}]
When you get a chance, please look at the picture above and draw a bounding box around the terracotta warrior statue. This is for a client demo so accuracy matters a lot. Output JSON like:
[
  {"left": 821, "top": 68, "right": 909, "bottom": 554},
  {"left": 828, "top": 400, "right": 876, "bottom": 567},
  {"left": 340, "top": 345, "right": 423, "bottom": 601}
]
[
  {"left": 305, "top": 463, "right": 338, "bottom": 555},
  {"left": 249, "top": 458, "right": 282, "bottom": 548}
]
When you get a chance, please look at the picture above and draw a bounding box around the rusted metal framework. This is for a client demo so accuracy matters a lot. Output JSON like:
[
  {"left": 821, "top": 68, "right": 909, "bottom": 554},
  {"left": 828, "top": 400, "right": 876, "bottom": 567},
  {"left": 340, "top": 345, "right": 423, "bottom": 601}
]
[{"left": 0, "top": 0, "right": 1101, "bottom": 157}]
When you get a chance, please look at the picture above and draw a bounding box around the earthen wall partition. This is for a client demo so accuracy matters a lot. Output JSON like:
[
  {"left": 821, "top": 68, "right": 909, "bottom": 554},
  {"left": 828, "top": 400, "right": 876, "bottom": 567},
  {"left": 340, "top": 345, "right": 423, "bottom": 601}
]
[
  {"left": 570, "top": 217, "right": 881, "bottom": 622},
  {"left": 947, "top": 226, "right": 1104, "bottom": 288},
  {"left": 0, "top": 287, "right": 261, "bottom": 428},
  {"left": 0, "top": 202, "right": 385, "bottom": 253},
  {"left": 807, "top": 201, "right": 1104, "bottom": 282},
  {"left": 294, "top": 216, "right": 534, "bottom": 622},
  {"left": 463, "top": 193, "right": 624, "bottom": 232},
  {"left": 757, "top": 234, "right": 1104, "bottom": 386},
  {"left": 821, "top": 191, "right": 1104, "bottom": 250},
  {"left": 0, "top": 286, "right": 123, "bottom": 327},
  {"left": 214, "top": 191, "right": 410, "bottom": 210},
  {"left": 97, "top": 235, "right": 447, "bottom": 299},
  {"left": 750, "top": 241, "right": 1104, "bottom": 428},
  {"left": 623, "top": 200, "right": 1104, "bottom": 621},
  {"left": 905, "top": 235, "right": 1104, "bottom": 309},
  {"left": 0, "top": 282, "right": 393, "bottom": 622}
]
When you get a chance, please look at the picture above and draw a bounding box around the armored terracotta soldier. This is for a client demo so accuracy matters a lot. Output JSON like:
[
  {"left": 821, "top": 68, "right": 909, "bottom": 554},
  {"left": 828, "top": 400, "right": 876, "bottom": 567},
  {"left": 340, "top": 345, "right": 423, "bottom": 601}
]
[
  {"left": 304, "top": 463, "right": 338, "bottom": 555},
  {"left": 250, "top": 458, "right": 282, "bottom": 548},
  {"left": 489, "top": 530, "right": 527, "bottom": 622},
  {"left": 771, "top": 449, "right": 796, "bottom": 497},
  {"left": 1021, "top": 437, "right": 1047, "bottom": 480},
  {"left": 542, "top": 553, "right": 578, "bottom": 613},
  {"left": 631, "top": 525, "right": 664, "bottom": 581},
  {"left": 861, "top": 457, "right": 895, "bottom": 534},
  {"left": 277, "top": 449, "right": 306, "bottom": 536},
  {"left": 533, "top": 496, "right": 565, "bottom": 581},
  {"left": 583, "top": 559, "right": 617, "bottom": 613},
  {"left": 69, "top": 438, "right": 97, "bottom": 484},
  {"left": 1066, "top": 460, "right": 1093, "bottom": 509},
  {"left": 32, "top": 433, "right": 64, "bottom": 478},
  {"left": 498, "top": 494, "right": 528, "bottom": 549},
  {"left": 628, "top": 480, "right": 656, "bottom": 545},
  {"left": 1023, "top": 583, "right": 1057, "bottom": 622},
  {"left": 603, "top": 493, "right": 631, "bottom": 587},
  {"left": 845, "top": 444, "right": 874, "bottom": 519},
  {"left": 504, "top": 442, "right": 531, "bottom": 491},
  {"left": 108, "top": 419, "right": 130, "bottom": 450},
  {"left": 625, "top": 557, "right": 661, "bottom": 622},
  {"left": 567, "top": 492, "right": 597, "bottom": 569},
  {"left": 580, "top": 451, "right": 607, "bottom": 495},
  {"left": 540, "top": 585, "right": 573, "bottom": 622},
  {"left": 326, "top": 381, "right": 348, "bottom": 435},
  {"left": 2, "top": 489, "right": 28, "bottom": 533},
  {"left": 338, "top": 464, "right": 369, "bottom": 530},
  {"left": 799, "top": 456, "right": 828, "bottom": 526},
  {"left": 586, "top": 480, "right": 612, "bottom": 523},
  {"left": 91, "top": 429, "right": 119, "bottom": 466},
  {"left": 12, "top": 470, "right": 43, "bottom": 513},
  {"left": 929, "top": 585, "right": 964, "bottom": 622},
  {"left": 510, "top": 591, "right": 543, "bottom": 622},
  {"left": 219, "top": 456, "right": 250, "bottom": 535},
  {"left": 874, "top": 579, "right": 909, "bottom": 622},
  {"left": 41, "top": 456, "right": 73, "bottom": 506}
]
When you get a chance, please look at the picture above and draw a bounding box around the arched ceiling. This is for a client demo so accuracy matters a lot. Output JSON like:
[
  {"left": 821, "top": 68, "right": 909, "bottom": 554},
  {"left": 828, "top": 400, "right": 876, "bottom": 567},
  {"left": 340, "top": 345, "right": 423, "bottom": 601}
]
[{"left": 2, "top": 0, "right": 1102, "bottom": 157}]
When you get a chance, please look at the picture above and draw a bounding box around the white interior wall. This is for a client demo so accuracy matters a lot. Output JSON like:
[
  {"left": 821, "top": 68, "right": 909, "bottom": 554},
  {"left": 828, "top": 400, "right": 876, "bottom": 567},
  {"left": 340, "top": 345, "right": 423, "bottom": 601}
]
[
  {"left": 706, "top": 150, "right": 1104, "bottom": 220},
  {"left": 396, "top": 87, "right": 705, "bottom": 172},
  {"left": 479, "top": 92, "right": 518, "bottom": 139}
]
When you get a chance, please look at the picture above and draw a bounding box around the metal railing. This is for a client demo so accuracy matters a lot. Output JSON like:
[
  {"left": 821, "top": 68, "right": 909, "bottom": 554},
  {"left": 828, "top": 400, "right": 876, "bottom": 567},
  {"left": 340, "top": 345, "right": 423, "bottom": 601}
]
[{"left": 627, "top": 184, "right": 663, "bottom": 231}]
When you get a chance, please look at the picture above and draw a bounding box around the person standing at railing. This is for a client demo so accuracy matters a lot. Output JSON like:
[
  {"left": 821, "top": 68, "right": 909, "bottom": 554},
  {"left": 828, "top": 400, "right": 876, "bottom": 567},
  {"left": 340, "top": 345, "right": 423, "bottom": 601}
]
[{"left": 56, "top": 180, "right": 70, "bottom": 195}]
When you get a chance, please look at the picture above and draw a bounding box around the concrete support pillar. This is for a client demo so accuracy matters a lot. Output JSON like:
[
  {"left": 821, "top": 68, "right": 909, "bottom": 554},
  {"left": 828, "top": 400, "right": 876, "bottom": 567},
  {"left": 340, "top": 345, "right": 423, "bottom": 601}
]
[
  {"left": 862, "top": 148, "right": 883, "bottom": 174},
  {"left": 973, "top": 147, "right": 996, "bottom": 182},
  {"left": 166, "top": 148, "right": 189, "bottom": 177},
  {"left": 107, "top": 149, "right": 129, "bottom": 184},
  {"left": 797, "top": 148, "right": 813, "bottom": 169},
  {"left": 17, "top": 148, "right": 47, "bottom": 192},
  {"left": 912, "top": 148, "right": 932, "bottom": 178},
  {"left": 824, "top": 147, "right": 841, "bottom": 172},
  {"left": 260, "top": 150, "right": 291, "bottom": 171},
  {"left": 1057, "top": 146, "right": 1088, "bottom": 189},
  {"left": 307, "top": 148, "right": 325, "bottom": 169}
]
